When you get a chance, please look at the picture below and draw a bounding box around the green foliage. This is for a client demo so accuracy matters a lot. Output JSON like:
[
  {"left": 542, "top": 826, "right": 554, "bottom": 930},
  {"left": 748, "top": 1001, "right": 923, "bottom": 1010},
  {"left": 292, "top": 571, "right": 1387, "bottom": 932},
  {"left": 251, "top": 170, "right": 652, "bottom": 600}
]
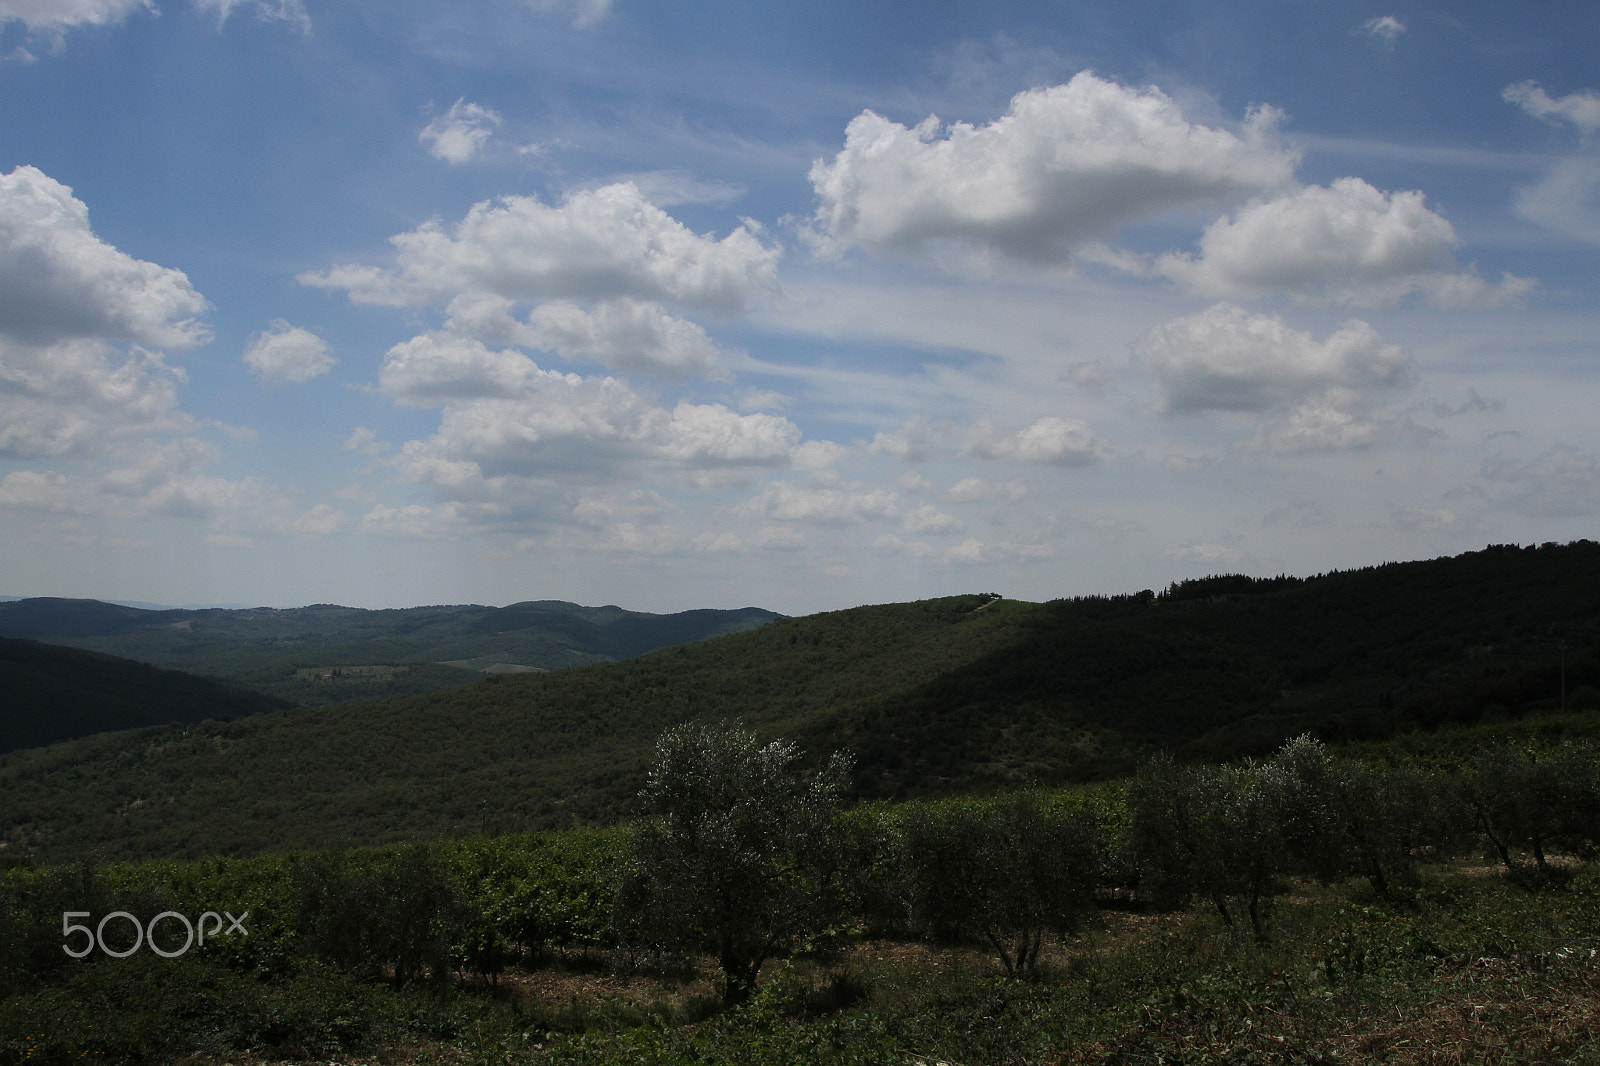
[
  {"left": 1465, "top": 739, "right": 1600, "bottom": 881},
  {"left": 4, "top": 543, "right": 1600, "bottom": 867},
  {"left": 615, "top": 723, "right": 852, "bottom": 1004},
  {"left": 894, "top": 791, "right": 1099, "bottom": 974},
  {"left": 293, "top": 844, "right": 461, "bottom": 986},
  {"left": 0, "top": 636, "right": 292, "bottom": 754}
]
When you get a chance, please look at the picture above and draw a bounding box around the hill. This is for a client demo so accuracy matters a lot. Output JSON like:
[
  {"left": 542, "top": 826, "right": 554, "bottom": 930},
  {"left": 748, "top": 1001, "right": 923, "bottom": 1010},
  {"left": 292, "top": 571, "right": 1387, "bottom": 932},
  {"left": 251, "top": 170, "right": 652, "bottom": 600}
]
[
  {"left": 0, "top": 637, "right": 294, "bottom": 755},
  {"left": 0, "top": 597, "right": 783, "bottom": 706},
  {"left": 1, "top": 542, "right": 1597, "bottom": 865}
]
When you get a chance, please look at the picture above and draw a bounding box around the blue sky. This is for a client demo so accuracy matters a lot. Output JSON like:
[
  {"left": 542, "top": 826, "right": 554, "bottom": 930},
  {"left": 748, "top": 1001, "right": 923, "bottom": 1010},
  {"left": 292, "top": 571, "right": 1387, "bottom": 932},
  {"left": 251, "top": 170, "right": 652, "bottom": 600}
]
[{"left": 1, "top": 0, "right": 1597, "bottom": 614}]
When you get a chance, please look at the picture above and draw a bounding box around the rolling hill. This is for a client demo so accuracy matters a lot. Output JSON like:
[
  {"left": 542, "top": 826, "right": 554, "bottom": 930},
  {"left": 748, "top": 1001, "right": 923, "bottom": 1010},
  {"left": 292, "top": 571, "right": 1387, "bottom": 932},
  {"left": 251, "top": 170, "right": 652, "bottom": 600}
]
[
  {"left": 0, "top": 637, "right": 295, "bottom": 755},
  {"left": 1, "top": 541, "right": 1596, "bottom": 865},
  {"left": 0, "top": 597, "right": 783, "bottom": 706}
]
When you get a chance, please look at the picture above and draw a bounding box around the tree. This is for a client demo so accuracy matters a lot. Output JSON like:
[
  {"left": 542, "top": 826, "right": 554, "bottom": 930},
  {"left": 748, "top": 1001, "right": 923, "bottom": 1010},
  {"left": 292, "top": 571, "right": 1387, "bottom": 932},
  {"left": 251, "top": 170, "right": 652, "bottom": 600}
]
[
  {"left": 1128, "top": 754, "right": 1285, "bottom": 938},
  {"left": 896, "top": 792, "right": 1099, "bottom": 976},
  {"left": 1466, "top": 740, "right": 1600, "bottom": 882},
  {"left": 1271, "top": 734, "right": 1440, "bottom": 898},
  {"left": 614, "top": 722, "right": 851, "bottom": 1005}
]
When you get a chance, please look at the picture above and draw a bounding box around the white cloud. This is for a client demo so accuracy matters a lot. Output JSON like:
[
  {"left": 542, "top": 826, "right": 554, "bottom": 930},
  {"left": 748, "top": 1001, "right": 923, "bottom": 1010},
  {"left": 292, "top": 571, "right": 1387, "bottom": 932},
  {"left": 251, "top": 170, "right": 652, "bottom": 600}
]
[
  {"left": 736, "top": 388, "right": 789, "bottom": 412},
  {"left": 443, "top": 293, "right": 727, "bottom": 378},
  {"left": 1165, "top": 541, "right": 1245, "bottom": 566},
  {"left": 379, "top": 333, "right": 544, "bottom": 406},
  {"left": 0, "top": 339, "right": 187, "bottom": 458},
  {"left": 396, "top": 386, "right": 800, "bottom": 492},
  {"left": 1245, "top": 396, "right": 1424, "bottom": 455},
  {"left": 0, "top": 436, "right": 342, "bottom": 537},
  {"left": 302, "top": 182, "right": 779, "bottom": 315},
  {"left": 611, "top": 170, "right": 746, "bottom": 207},
  {"left": 521, "top": 0, "right": 612, "bottom": 29},
  {"left": 191, "top": 0, "right": 309, "bottom": 31},
  {"left": 657, "top": 402, "right": 799, "bottom": 466},
  {"left": 1357, "top": 16, "right": 1405, "bottom": 48},
  {"left": 1503, "top": 83, "right": 1600, "bottom": 244},
  {"left": 420, "top": 99, "right": 503, "bottom": 165},
  {"left": 1482, "top": 446, "right": 1600, "bottom": 516},
  {"left": 1510, "top": 158, "right": 1600, "bottom": 245},
  {"left": 1066, "top": 360, "right": 1111, "bottom": 391},
  {"left": 1504, "top": 81, "right": 1600, "bottom": 142},
  {"left": 243, "top": 319, "right": 334, "bottom": 383},
  {"left": 868, "top": 415, "right": 944, "bottom": 461},
  {"left": 1136, "top": 303, "right": 1412, "bottom": 414},
  {"left": 343, "top": 426, "right": 387, "bottom": 456},
  {"left": 946, "top": 476, "right": 1028, "bottom": 503},
  {"left": 0, "top": 0, "right": 149, "bottom": 31},
  {"left": 902, "top": 503, "right": 960, "bottom": 534},
  {"left": 521, "top": 298, "right": 724, "bottom": 377},
  {"left": 735, "top": 480, "right": 899, "bottom": 525},
  {"left": 808, "top": 71, "right": 1297, "bottom": 263},
  {"left": 1156, "top": 178, "right": 1532, "bottom": 308},
  {"left": 963, "top": 416, "right": 1110, "bottom": 466},
  {"left": 877, "top": 534, "right": 1049, "bottom": 565},
  {"left": 0, "top": 166, "right": 208, "bottom": 348},
  {"left": 359, "top": 502, "right": 469, "bottom": 540}
]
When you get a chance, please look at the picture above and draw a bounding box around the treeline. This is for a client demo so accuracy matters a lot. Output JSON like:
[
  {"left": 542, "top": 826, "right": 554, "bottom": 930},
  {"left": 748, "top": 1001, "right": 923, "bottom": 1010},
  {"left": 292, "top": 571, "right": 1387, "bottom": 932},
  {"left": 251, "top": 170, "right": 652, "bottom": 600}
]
[{"left": 5, "top": 729, "right": 1599, "bottom": 1060}]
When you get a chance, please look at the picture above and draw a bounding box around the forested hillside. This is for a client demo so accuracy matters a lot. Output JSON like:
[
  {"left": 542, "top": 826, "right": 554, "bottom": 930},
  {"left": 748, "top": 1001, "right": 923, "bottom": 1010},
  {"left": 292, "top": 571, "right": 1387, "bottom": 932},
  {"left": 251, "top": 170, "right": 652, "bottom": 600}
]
[
  {"left": 1, "top": 542, "right": 1597, "bottom": 865},
  {"left": 0, "top": 597, "right": 781, "bottom": 707},
  {"left": 0, "top": 638, "right": 294, "bottom": 755}
]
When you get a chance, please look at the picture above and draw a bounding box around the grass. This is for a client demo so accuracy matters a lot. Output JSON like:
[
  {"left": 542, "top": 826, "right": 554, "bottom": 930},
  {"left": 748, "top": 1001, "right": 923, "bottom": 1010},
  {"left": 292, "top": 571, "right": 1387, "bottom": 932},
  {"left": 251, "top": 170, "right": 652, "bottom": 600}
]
[{"left": 24, "top": 856, "right": 1586, "bottom": 1066}]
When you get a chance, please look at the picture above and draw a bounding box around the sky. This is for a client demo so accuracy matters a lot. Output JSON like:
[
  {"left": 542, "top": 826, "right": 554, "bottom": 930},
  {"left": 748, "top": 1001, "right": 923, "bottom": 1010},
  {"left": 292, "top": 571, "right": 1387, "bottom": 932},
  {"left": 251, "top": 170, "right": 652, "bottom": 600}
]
[{"left": 0, "top": 1, "right": 1597, "bottom": 616}]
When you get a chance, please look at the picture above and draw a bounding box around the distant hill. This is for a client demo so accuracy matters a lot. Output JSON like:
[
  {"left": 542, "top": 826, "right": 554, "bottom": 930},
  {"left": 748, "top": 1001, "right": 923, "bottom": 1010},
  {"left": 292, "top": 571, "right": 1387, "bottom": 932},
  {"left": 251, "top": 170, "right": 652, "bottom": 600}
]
[
  {"left": 2, "top": 542, "right": 1597, "bottom": 865},
  {"left": 0, "top": 598, "right": 783, "bottom": 706},
  {"left": 0, "top": 638, "right": 294, "bottom": 755}
]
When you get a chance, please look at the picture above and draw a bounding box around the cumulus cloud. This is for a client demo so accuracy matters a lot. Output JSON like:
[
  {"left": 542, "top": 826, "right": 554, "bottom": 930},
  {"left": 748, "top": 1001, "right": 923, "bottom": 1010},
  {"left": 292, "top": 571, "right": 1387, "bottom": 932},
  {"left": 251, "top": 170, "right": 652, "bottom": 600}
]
[
  {"left": 1245, "top": 396, "right": 1428, "bottom": 455},
  {"left": 1066, "top": 360, "right": 1111, "bottom": 391},
  {"left": 1357, "top": 16, "right": 1405, "bottom": 48},
  {"left": 1504, "top": 81, "right": 1600, "bottom": 142},
  {"left": 397, "top": 389, "right": 800, "bottom": 497},
  {"left": 963, "top": 416, "right": 1110, "bottom": 466},
  {"left": 302, "top": 182, "right": 779, "bottom": 314},
  {"left": 1136, "top": 303, "right": 1411, "bottom": 414},
  {"left": 868, "top": 415, "right": 945, "bottom": 461},
  {"left": 0, "top": 166, "right": 209, "bottom": 348},
  {"left": 521, "top": 299, "right": 724, "bottom": 377},
  {"left": 736, "top": 480, "right": 900, "bottom": 525},
  {"left": 0, "top": 168, "right": 213, "bottom": 460},
  {"left": 901, "top": 503, "right": 961, "bottom": 534},
  {"left": 0, "top": 436, "right": 342, "bottom": 537},
  {"left": 808, "top": 71, "right": 1297, "bottom": 263},
  {"left": 440, "top": 293, "right": 726, "bottom": 378},
  {"left": 420, "top": 99, "right": 503, "bottom": 165},
  {"left": 1156, "top": 178, "right": 1533, "bottom": 308},
  {"left": 243, "top": 320, "right": 334, "bottom": 383},
  {"left": 0, "top": 339, "right": 187, "bottom": 458}
]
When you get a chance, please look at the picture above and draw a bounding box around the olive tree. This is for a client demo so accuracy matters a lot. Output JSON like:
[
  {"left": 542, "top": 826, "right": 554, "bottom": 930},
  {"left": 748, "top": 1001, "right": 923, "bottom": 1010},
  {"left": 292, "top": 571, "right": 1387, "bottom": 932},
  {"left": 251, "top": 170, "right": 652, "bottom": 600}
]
[
  {"left": 1466, "top": 740, "right": 1600, "bottom": 882},
  {"left": 614, "top": 722, "right": 852, "bottom": 1004},
  {"left": 1271, "top": 734, "right": 1442, "bottom": 898},
  {"left": 1128, "top": 754, "right": 1286, "bottom": 938},
  {"left": 896, "top": 791, "right": 1099, "bottom": 976}
]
